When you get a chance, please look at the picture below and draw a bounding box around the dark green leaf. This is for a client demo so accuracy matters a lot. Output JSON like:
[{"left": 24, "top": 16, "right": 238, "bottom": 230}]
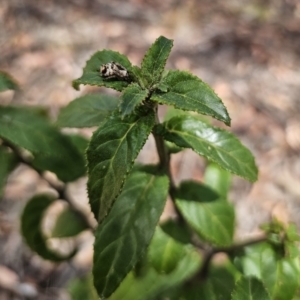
[
  {"left": 67, "top": 134, "right": 89, "bottom": 157},
  {"left": 204, "top": 163, "right": 231, "bottom": 198},
  {"left": 175, "top": 181, "right": 235, "bottom": 246},
  {"left": 108, "top": 249, "right": 201, "bottom": 300},
  {"left": 87, "top": 110, "right": 155, "bottom": 222},
  {"left": 51, "top": 207, "right": 89, "bottom": 238},
  {"left": 231, "top": 277, "right": 270, "bottom": 300},
  {"left": 21, "top": 194, "right": 76, "bottom": 261},
  {"left": 93, "top": 171, "right": 169, "bottom": 298},
  {"left": 0, "top": 71, "right": 19, "bottom": 92},
  {"left": 178, "top": 265, "right": 237, "bottom": 300},
  {"left": 148, "top": 226, "right": 186, "bottom": 274},
  {"left": 119, "top": 83, "right": 148, "bottom": 118},
  {"left": 73, "top": 50, "right": 132, "bottom": 91},
  {"left": 0, "top": 146, "right": 18, "bottom": 198},
  {"left": 0, "top": 106, "right": 86, "bottom": 181},
  {"left": 157, "top": 115, "right": 258, "bottom": 182},
  {"left": 56, "top": 94, "right": 119, "bottom": 128},
  {"left": 141, "top": 36, "right": 173, "bottom": 86},
  {"left": 151, "top": 70, "right": 231, "bottom": 125},
  {"left": 160, "top": 219, "right": 191, "bottom": 245}
]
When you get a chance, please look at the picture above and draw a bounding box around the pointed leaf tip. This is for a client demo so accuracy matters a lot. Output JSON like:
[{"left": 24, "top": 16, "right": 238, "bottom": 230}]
[{"left": 151, "top": 70, "right": 231, "bottom": 126}]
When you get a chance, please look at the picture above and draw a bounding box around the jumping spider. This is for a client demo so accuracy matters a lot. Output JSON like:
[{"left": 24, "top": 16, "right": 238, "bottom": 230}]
[{"left": 100, "top": 61, "right": 130, "bottom": 81}]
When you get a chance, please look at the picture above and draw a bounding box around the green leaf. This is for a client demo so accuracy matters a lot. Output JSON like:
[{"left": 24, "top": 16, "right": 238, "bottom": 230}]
[
  {"left": 141, "top": 36, "right": 173, "bottom": 86},
  {"left": 87, "top": 110, "right": 155, "bottom": 222},
  {"left": 175, "top": 181, "right": 235, "bottom": 246},
  {"left": 108, "top": 249, "right": 201, "bottom": 300},
  {"left": 148, "top": 226, "right": 187, "bottom": 274},
  {"left": 0, "top": 71, "right": 19, "bottom": 92},
  {"left": 51, "top": 207, "right": 89, "bottom": 238},
  {"left": 231, "top": 277, "right": 270, "bottom": 300},
  {"left": 21, "top": 194, "right": 76, "bottom": 261},
  {"left": 157, "top": 115, "right": 258, "bottom": 182},
  {"left": 73, "top": 50, "right": 132, "bottom": 91},
  {"left": 178, "top": 265, "right": 237, "bottom": 300},
  {"left": 0, "top": 146, "right": 18, "bottom": 198},
  {"left": 67, "top": 134, "right": 89, "bottom": 157},
  {"left": 119, "top": 83, "right": 148, "bottom": 118},
  {"left": 93, "top": 171, "right": 169, "bottom": 299},
  {"left": 68, "top": 274, "right": 99, "bottom": 300},
  {"left": 204, "top": 163, "right": 231, "bottom": 198},
  {"left": 151, "top": 70, "right": 231, "bottom": 125},
  {"left": 261, "top": 247, "right": 300, "bottom": 300},
  {"left": 0, "top": 106, "right": 86, "bottom": 181},
  {"left": 56, "top": 94, "right": 119, "bottom": 128},
  {"left": 234, "top": 243, "right": 300, "bottom": 300}
]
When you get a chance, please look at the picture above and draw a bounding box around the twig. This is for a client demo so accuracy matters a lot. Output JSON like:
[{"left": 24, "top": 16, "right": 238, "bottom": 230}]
[
  {"left": 197, "top": 235, "right": 267, "bottom": 280},
  {"left": 152, "top": 105, "right": 184, "bottom": 222},
  {"left": 2, "top": 140, "right": 95, "bottom": 232}
]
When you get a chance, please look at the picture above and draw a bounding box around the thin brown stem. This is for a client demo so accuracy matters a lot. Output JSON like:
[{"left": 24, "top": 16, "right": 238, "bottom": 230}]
[
  {"left": 3, "top": 140, "right": 95, "bottom": 231},
  {"left": 197, "top": 235, "right": 267, "bottom": 280}
]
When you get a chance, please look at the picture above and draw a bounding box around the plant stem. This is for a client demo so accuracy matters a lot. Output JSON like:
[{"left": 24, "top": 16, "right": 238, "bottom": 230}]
[
  {"left": 197, "top": 235, "right": 267, "bottom": 281},
  {"left": 3, "top": 141, "right": 95, "bottom": 232},
  {"left": 152, "top": 106, "right": 183, "bottom": 221}
]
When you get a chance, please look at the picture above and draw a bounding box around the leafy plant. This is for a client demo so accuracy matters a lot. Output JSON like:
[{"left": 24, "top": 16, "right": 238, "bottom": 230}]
[{"left": 0, "top": 37, "right": 300, "bottom": 300}]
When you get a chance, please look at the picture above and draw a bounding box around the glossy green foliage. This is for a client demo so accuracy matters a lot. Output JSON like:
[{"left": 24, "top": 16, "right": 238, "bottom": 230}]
[
  {"left": 204, "top": 163, "right": 231, "bottom": 199},
  {"left": 231, "top": 277, "right": 270, "bottom": 300},
  {"left": 0, "top": 146, "right": 18, "bottom": 198},
  {"left": 87, "top": 110, "right": 155, "bottom": 222},
  {"left": 148, "top": 226, "right": 187, "bottom": 274},
  {"left": 109, "top": 240, "right": 201, "bottom": 300},
  {"left": 234, "top": 242, "right": 300, "bottom": 300},
  {"left": 51, "top": 207, "right": 89, "bottom": 238},
  {"left": 175, "top": 181, "right": 235, "bottom": 246},
  {"left": 93, "top": 171, "right": 169, "bottom": 298},
  {"left": 21, "top": 194, "right": 76, "bottom": 261},
  {"left": 0, "top": 106, "right": 85, "bottom": 181},
  {"left": 141, "top": 36, "right": 173, "bottom": 87},
  {"left": 56, "top": 94, "right": 119, "bottom": 128},
  {"left": 73, "top": 50, "right": 132, "bottom": 91},
  {"left": 151, "top": 70, "right": 231, "bottom": 125},
  {"left": 157, "top": 115, "right": 258, "bottom": 182},
  {"left": 177, "top": 265, "right": 237, "bottom": 300},
  {"left": 119, "top": 83, "right": 148, "bottom": 118},
  {"left": 0, "top": 71, "right": 19, "bottom": 91}
]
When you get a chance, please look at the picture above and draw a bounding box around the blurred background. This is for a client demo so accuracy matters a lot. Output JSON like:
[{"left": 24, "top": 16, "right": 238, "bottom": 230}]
[{"left": 0, "top": 0, "right": 300, "bottom": 299}]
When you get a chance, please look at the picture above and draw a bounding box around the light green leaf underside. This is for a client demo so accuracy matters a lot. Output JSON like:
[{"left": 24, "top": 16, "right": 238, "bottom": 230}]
[
  {"left": 148, "top": 226, "right": 187, "bottom": 274},
  {"left": 108, "top": 249, "right": 201, "bottom": 300},
  {"left": 151, "top": 70, "right": 231, "bottom": 125},
  {"left": 0, "top": 71, "right": 19, "bottom": 92},
  {"left": 93, "top": 171, "right": 169, "bottom": 299},
  {"left": 158, "top": 115, "right": 258, "bottom": 182},
  {"left": 235, "top": 243, "right": 300, "bottom": 300},
  {"left": 119, "top": 83, "right": 148, "bottom": 118},
  {"left": 51, "top": 207, "right": 89, "bottom": 238},
  {"left": 73, "top": 50, "right": 132, "bottom": 91},
  {"left": 175, "top": 181, "right": 235, "bottom": 247},
  {"left": 231, "top": 277, "right": 270, "bottom": 300},
  {"left": 21, "top": 194, "right": 76, "bottom": 261},
  {"left": 87, "top": 110, "right": 155, "bottom": 222},
  {"left": 204, "top": 163, "right": 231, "bottom": 199},
  {"left": 141, "top": 36, "right": 174, "bottom": 86},
  {"left": 56, "top": 94, "right": 119, "bottom": 128},
  {"left": 0, "top": 106, "right": 85, "bottom": 182}
]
